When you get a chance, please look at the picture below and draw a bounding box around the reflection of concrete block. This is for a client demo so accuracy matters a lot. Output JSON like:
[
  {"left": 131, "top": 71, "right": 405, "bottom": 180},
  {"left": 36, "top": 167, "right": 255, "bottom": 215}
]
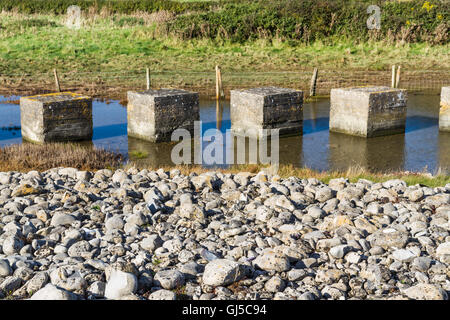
[
  {"left": 127, "top": 89, "right": 199, "bottom": 142},
  {"left": 330, "top": 86, "right": 407, "bottom": 137},
  {"left": 20, "top": 92, "right": 92, "bottom": 143},
  {"left": 230, "top": 87, "right": 303, "bottom": 138},
  {"left": 329, "top": 132, "right": 405, "bottom": 172},
  {"left": 439, "top": 87, "right": 450, "bottom": 132}
]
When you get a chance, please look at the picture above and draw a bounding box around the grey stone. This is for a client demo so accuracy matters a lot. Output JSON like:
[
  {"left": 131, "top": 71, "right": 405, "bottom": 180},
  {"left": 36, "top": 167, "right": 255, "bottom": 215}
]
[
  {"left": 140, "top": 235, "right": 163, "bottom": 252},
  {"left": 2, "top": 236, "right": 24, "bottom": 255},
  {"left": 264, "top": 276, "right": 285, "bottom": 293},
  {"left": 0, "top": 276, "right": 22, "bottom": 293},
  {"left": 104, "top": 270, "right": 138, "bottom": 300},
  {"left": 392, "top": 249, "right": 416, "bottom": 263},
  {"left": 149, "top": 289, "right": 177, "bottom": 300},
  {"left": 29, "top": 284, "right": 78, "bottom": 300},
  {"left": 403, "top": 284, "right": 448, "bottom": 300},
  {"left": 0, "top": 259, "right": 12, "bottom": 277},
  {"left": 154, "top": 270, "right": 185, "bottom": 290},
  {"left": 254, "top": 248, "right": 291, "bottom": 272},
  {"left": 50, "top": 213, "right": 76, "bottom": 227},
  {"left": 202, "top": 259, "right": 243, "bottom": 287},
  {"left": 329, "top": 245, "right": 352, "bottom": 259}
]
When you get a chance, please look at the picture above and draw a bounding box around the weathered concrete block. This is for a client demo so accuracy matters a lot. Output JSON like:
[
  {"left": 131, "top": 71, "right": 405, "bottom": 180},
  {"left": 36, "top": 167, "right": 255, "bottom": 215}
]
[
  {"left": 127, "top": 89, "right": 199, "bottom": 142},
  {"left": 329, "top": 86, "right": 407, "bottom": 137},
  {"left": 20, "top": 92, "right": 92, "bottom": 143},
  {"left": 230, "top": 87, "right": 303, "bottom": 137},
  {"left": 439, "top": 87, "right": 450, "bottom": 132}
]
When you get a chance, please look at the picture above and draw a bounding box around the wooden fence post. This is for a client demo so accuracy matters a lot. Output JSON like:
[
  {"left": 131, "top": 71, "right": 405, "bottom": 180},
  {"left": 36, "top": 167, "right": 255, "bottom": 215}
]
[
  {"left": 216, "top": 65, "right": 224, "bottom": 100},
  {"left": 391, "top": 65, "right": 396, "bottom": 88},
  {"left": 54, "top": 68, "right": 61, "bottom": 92},
  {"left": 395, "top": 65, "right": 401, "bottom": 88},
  {"left": 310, "top": 67, "right": 318, "bottom": 97},
  {"left": 146, "top": 68, "right": 150, "bottom": 90}
]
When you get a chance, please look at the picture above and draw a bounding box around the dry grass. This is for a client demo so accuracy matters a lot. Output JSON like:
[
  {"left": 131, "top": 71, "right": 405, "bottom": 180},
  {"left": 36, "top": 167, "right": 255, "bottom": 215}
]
[
  {"left": 0, "top": 144, "right": 447, "bottom": 187},
  {"left": 124, "top": 163, "right": 450, "bottom": 187},
  {"left": 0, "top": 143, "right": 124, "bottom": 172}
]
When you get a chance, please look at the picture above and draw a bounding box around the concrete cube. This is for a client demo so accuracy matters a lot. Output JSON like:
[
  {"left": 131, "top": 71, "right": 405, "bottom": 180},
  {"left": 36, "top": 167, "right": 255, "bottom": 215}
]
[
  {"left": 127, "top": 89, "right": 199, "bottom": 142},
  {"left": 439, "top": 87, "right": 450, "bottom": 132},
  {"left": 20, "top": 92, "right": 92, "bottom": 143},
  {"left": 230, "top": 87, "right": 303, "bottom": 138},
  {"left": 330, "top": 86, "right": 407, "bottom": 137}
]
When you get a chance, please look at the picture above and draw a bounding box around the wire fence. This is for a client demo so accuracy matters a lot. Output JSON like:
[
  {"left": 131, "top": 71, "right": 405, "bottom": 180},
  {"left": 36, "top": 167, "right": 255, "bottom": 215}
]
[{"left": 1, "top": 68, "right": 448, "bottom": 99}]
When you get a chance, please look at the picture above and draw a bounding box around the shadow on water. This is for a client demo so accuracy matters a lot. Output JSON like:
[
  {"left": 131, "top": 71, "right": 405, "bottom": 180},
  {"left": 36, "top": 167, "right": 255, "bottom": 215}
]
[
  {"left": 93, "top": 123, "right": 127, "bottom": 140},
  {"left": 405, "top": 115, "right": 437, "bottom": 133}
]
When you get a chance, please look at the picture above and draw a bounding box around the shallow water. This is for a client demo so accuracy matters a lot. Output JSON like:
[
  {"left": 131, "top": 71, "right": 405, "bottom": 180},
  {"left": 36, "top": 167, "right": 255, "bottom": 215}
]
[{"left": 1, "top": 93, "right": 448, "bottom": 173}]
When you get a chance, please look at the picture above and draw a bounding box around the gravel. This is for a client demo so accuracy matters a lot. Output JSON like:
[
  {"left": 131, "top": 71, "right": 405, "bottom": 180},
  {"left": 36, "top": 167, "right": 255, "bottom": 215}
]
[{"left": 0, "top": 167, "right": 448, "bottom": 300}]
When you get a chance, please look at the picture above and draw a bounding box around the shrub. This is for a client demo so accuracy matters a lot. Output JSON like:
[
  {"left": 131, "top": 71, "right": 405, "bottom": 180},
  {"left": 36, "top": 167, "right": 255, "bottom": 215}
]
[{"left": 164, "top": 0, "right": 449, "bottom": 44}]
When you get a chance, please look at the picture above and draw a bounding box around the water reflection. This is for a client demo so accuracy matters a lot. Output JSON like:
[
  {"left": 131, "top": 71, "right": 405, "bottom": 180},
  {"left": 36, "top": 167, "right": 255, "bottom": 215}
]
[
  {"left": 0, "top": 93, "right": 448, "bottom": 173},
  {"left": 439, "top": 132, "right": 450, "bottom": 174},
  {"left": 328, "top": 132, "right": 405, "bottom": 172}
]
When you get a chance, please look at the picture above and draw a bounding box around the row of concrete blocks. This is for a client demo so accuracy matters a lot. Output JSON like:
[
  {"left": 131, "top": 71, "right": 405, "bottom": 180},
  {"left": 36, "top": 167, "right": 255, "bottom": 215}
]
[{"left": 20, "top": 86, "right": 450, "bottom": 143}]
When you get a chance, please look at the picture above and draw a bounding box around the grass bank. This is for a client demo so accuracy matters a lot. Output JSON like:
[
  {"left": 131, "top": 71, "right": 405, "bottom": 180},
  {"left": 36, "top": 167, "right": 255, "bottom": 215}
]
[
  {"left": 0, "top": 143, "right": 448, "bottom": 187},
  {"left": 0, "top": 5, "right": 448, "bottom": 98}
]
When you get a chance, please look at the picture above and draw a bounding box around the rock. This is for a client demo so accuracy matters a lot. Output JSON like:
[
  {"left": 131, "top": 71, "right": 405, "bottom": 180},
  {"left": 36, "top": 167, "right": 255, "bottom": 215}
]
[
  {"left": 255, "top": 205, "right": 274, "bottom": 222},
  {"left": 112, "top": 170, "right": 128, "bottom": 184},
  {"left": 307, "top": 206, "right": 325, "bottom": 219},
  {"left": 105, "top": 216, "right": 125, "bottom": 231},
  {"left": 411, "top": 257, "right": 431, "bottom": 272},
  {"left": 406, "top": 188, "right": 424, "bottom": 202},
  {"left": 392, "top": 249, "right": 416, "bottom": 263},
  {"left": 0, "top": 259, "right": 12, "bottom": 277},
  {"left": 149, "top": 289, "right": 177, "bottom": 300},
  {"left": 264, "top": 276, "right": 285, "bottom": 293},
  {"left": 202, "top": 259, "right": 244, "bottom": 287},
  {"left": 11, "top": 184, "right": 42, "bottom": 197},
  {"left": 27, "top": 272, "right": 49, "bottom": 294},
  {"left": 104, "top": 270, "right": 138, "bottom": 300},
  {"left": 403, "top": 284, "right": 448, "bottom": 300},
  {"left": 50, "top": 213, "right": 76, "bottom": 227},
  {"left": 88, "top": 281, "right": 106, "bottom": 296},
  {"left": 254, "top": 248, "right": 291, "bottom": 272},
  {"left": 67, "top": 240, "right": 92, "bottom": 258},
  {"left": 369, "top": 229, "right": 409, "bottom": 249},
  {"left": 0, "top": 276, "right": 22, "bottom": 293},
  {"left": 329, "top": 245, "right": 352, "bottom": 259},
  {"left": 345, "top": 252, "right": 362, "bottom": 264},
  {"left": 315, "top": 269, "right": 345, "bottom": 284},
  {"left": 315, "top": 187, "right": 334, "bottom": 202},
  {"left": 264, "top": 195, "right": 295, "bottom": 211},
  {"left": 354, "top": 217, "right": 378, "bottom": 234},
  {"left": 29, "top": 284, "right": 78, "bottom": 300},
  {"left": 179, "top": 203, "right": 206, "bottom": 221},
  {"left": 154, "top": 270, "right": 185, "bottom": 290},
  {"left": 436, "top": 242, "right": 450, "bottom": 256},
  {"left": 140, "top": 235, "right": 163, "bottom": 252},
  {"left": 2, "top": 236, "right": 24, "bottom": 255}
]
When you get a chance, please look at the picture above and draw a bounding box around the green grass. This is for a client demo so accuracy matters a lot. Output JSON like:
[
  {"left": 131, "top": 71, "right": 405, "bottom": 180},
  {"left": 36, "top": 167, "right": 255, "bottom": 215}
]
[{"left": 0, "top": 12, "right": 448, "bottom": 79}]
